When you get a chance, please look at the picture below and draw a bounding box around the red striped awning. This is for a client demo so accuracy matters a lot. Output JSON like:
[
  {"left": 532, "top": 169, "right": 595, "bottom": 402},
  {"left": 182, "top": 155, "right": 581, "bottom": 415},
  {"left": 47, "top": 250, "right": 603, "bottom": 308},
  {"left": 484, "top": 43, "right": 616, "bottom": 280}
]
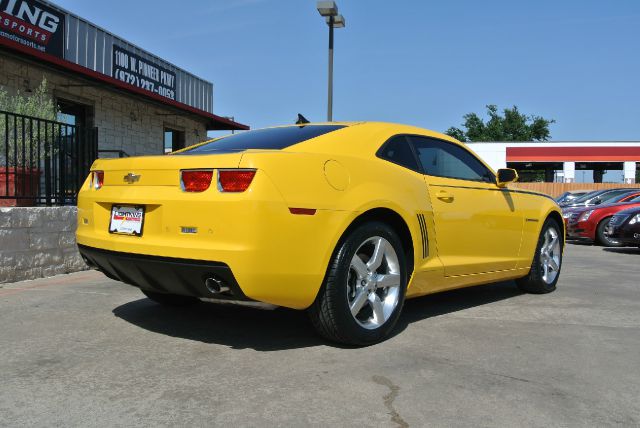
[{"left": 506, "top": 146, "right": 640, "bottom": 162}]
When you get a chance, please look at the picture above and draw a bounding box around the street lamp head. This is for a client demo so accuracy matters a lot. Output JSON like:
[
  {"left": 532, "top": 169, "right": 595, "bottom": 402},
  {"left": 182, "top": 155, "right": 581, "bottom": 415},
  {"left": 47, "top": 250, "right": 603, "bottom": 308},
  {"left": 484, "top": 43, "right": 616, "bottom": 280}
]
[
  {"left": 326, "top": 14, "right": 345, "bottom": 28},
  {"left": 317, "top": 1, "right": 338, "bottom": 17}
]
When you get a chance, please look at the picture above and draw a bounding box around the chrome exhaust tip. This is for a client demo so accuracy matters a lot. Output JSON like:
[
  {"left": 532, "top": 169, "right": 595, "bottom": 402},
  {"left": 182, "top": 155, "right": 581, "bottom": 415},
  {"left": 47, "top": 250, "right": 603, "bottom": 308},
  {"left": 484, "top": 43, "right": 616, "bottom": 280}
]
[{"left": 204, "top": 276, "right": 230, "bottom": 294}]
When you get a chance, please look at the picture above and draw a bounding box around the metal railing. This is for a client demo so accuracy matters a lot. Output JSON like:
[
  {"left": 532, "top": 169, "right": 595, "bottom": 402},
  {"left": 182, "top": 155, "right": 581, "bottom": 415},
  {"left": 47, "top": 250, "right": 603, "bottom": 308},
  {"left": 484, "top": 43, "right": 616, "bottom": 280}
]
[{"left": 1, "top": 110, "right": 98, "bottom": 206}]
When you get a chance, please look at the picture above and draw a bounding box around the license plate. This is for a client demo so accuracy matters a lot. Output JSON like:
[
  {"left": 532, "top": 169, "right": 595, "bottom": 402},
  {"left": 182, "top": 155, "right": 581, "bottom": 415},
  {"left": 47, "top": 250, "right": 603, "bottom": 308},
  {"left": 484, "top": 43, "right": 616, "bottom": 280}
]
[{"left": 109, "top": 205, "right": 145, "bottom": 236}]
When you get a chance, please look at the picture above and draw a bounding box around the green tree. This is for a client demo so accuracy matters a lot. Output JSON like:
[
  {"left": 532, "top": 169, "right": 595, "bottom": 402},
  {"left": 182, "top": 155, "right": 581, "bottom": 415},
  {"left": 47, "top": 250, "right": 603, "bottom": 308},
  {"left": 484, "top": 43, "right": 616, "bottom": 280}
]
[
  {"left": 0, "top": 79, "right": 57, "bottom": 120},
  {"left": 445, "top": 105, "right": 554, "bottom": 142}
]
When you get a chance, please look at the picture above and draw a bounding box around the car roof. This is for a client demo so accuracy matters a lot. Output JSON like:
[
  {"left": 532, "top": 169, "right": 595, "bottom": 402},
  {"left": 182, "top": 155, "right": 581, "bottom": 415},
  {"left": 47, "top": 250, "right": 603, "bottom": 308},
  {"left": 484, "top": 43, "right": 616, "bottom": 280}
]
[
  {"left": 587, "top": 195, "right": 640, "bottom": 210},
  {"left": 571, "top": 188, "right": 637, "bottom": 203},
  {"left": 569, "top": 189, "right": 593, "bottom": 194},
  {"left": 182, "top": 122, "right": 493, "bottom": 174},
  {"left": 284, "top": 121, "right": 464, "bottom": 154},
  {"left": 188, "top": 122, "right": 459, "bottom": 154}
]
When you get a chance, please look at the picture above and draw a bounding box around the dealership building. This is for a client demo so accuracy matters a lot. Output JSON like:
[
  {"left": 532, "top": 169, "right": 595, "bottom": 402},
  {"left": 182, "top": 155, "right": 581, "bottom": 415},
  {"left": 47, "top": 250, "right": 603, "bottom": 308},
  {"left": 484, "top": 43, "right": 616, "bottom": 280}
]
[{"left": 0, "top": 0, "right": 247, "bottom": 157}]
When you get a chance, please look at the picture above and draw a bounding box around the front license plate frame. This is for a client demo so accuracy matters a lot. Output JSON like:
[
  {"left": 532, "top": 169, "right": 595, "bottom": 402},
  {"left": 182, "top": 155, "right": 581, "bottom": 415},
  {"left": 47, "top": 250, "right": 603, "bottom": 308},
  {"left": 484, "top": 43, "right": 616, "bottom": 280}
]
[{"left": 109, "top": 205, "right": 145, "bottom": 236}]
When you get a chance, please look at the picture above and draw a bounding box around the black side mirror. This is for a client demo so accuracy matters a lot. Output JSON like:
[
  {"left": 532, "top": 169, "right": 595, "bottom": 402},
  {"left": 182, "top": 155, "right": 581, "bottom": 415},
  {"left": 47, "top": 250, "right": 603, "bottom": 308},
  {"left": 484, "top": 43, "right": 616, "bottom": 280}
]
[{"left": 496, "top": 168, "right": 518, "bottom": 187}]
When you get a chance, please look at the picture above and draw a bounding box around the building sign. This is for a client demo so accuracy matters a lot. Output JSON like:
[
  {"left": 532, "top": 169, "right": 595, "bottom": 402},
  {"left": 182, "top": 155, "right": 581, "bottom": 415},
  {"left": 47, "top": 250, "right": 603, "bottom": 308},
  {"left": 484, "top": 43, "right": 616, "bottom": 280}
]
[
  {"left": 0, "top": 0, "right": 65, "bottom": 57},
  {"left": 112, "top": 46, "right": 177, "bottom": 101}
]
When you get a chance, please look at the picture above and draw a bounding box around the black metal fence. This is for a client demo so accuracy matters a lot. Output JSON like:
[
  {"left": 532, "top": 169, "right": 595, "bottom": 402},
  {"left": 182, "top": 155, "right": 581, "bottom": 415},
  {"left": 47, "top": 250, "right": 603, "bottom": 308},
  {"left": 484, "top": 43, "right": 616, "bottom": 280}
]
[{"left": 1, "top": 110, "right": 98, "bottom": 206}]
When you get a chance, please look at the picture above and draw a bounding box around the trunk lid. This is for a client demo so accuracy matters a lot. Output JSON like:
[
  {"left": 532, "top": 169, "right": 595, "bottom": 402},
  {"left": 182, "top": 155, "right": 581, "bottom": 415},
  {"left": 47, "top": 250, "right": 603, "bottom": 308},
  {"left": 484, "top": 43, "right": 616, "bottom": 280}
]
[{"left": 93, "top": 153, "right": 243, "bottom": 187}]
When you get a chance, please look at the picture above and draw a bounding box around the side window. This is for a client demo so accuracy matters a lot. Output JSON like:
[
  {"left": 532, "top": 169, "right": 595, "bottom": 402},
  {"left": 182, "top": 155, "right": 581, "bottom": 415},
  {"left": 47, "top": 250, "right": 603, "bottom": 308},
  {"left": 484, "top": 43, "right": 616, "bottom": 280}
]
[
  {"left": 409, "top": 136, "right": 494, "bottom": 183},
  {"left": 376, "top": 135, "right": 421, "bottom": 172}
]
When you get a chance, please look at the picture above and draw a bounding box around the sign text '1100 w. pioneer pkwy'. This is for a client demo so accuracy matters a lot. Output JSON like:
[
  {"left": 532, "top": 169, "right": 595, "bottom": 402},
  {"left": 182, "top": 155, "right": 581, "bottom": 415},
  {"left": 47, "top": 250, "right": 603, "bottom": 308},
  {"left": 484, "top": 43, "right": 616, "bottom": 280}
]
[{"left": 112, "top": 46, "right": 177, "bottom": 100}]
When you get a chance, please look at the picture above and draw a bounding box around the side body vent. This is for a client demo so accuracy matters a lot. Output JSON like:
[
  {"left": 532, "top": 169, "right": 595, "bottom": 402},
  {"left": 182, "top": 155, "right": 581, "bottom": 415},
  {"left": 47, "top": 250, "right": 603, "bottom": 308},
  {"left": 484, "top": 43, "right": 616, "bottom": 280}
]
[{"left": 416, "top": 213, "right": 428, "bottom": 259}]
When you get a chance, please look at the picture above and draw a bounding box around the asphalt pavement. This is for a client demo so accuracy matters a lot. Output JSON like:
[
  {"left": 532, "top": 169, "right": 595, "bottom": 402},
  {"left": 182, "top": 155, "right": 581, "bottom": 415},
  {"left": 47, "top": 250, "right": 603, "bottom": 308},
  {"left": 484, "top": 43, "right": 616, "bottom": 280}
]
[{"left": 1, "top": 243, "right": 639, "bottom": 427}]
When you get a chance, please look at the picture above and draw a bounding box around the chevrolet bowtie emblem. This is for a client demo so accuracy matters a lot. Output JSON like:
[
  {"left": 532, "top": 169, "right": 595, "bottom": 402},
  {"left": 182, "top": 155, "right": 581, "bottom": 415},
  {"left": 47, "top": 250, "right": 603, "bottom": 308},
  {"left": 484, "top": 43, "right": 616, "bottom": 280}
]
[{"left": 123, "top": 172, "right": 140, "bottom": 184}]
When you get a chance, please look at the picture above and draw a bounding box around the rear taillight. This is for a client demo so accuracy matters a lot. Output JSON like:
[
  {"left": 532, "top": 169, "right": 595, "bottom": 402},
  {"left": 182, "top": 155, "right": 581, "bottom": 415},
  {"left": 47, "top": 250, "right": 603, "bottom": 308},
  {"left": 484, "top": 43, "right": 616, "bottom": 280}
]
[
  {"left": 217, "top": 169, "right": 256, "bottom": 192},
  {"left": 181, "top": 170, "right": 214, "bottom": 192},
  {"left": 91, "top": 171, "right": 104, "bottom": 190}
]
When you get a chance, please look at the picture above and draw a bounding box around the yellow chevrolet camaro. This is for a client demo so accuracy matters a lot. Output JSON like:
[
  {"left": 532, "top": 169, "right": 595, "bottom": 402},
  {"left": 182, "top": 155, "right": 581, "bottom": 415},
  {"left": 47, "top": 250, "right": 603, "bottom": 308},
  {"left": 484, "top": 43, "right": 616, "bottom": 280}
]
[{"left": 77, "top": 122, "right": 564, "bottom": 345}]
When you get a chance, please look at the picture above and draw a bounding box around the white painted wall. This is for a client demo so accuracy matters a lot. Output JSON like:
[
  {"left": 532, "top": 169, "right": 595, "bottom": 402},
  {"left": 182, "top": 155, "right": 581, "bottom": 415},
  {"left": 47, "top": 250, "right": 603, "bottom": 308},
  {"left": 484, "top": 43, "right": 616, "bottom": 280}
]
[
  {"left": 464, "top": 143, "right": 508, "bottom": 171},
  {"left": 624, "top": 162, "right": 637, "bottom": 183}
]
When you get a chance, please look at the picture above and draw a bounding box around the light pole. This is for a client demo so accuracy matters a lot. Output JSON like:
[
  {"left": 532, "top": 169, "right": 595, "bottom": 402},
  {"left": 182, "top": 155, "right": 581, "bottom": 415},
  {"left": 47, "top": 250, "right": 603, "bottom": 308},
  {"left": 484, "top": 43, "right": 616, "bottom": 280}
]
[{"left": 317, "top": 1, "right": 345, "bottom": 122}]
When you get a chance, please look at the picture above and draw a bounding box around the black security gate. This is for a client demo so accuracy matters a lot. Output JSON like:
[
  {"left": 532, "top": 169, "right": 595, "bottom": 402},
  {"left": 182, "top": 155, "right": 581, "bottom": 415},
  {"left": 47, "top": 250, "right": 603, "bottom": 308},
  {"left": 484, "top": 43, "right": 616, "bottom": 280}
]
[{"left": 0, "top": 110, "right": 98, "bottom": 206}]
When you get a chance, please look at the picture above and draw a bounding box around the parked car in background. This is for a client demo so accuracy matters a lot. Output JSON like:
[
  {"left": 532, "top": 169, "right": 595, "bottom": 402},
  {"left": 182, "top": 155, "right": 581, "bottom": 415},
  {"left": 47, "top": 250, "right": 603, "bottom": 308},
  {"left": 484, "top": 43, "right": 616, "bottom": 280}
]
[
  {"left": 555, "top": 190, "right": 593, "bottom": 205},
  {"left": 562, "top": 190, "right": 640, "bottom": 227},
  {"left": 566, "top": 194, "right": 640, "bottom": 246},
  {"left": 560, "top": 188, "right": 638, "bottom": 209},
  {"left": 606, "top": 206, "right": 640, "bottom": 247},
  {"left": 559, "top": 189, "right": 608, "bottom": 207}
]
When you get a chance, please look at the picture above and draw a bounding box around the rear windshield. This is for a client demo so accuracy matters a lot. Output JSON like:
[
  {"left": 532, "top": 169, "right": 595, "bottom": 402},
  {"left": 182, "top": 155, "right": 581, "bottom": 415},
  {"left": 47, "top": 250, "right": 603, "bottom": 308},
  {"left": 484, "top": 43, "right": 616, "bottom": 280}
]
[{"left": 177, "top": 125, "right": 346, "bottom": 155}]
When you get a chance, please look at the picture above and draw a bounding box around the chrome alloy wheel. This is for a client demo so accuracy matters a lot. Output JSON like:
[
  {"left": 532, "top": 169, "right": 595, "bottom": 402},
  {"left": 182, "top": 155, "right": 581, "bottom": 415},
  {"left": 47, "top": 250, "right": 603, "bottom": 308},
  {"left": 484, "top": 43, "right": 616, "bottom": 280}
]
[
  {"left": 540, "top": 226, "right": 561, "bottom": 284},
  {"left": 347, "top": 236, "right": 401, "bottom": 330}
]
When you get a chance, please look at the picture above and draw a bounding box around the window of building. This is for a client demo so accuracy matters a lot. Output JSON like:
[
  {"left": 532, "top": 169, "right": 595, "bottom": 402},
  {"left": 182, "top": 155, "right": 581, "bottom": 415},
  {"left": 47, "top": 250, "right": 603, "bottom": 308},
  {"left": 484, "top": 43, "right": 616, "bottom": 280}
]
[
  {"left": 409, "top": 136, "right": 494, "bottom": 183},
  {"left": 376, "top": 135, "right": 421, "bottom": 172},
  {"left": 57, "top": 99, "right": 92, "bottom": 127},
  {"left": 164, "top": 128, "right": 185, "bottom": 154}
]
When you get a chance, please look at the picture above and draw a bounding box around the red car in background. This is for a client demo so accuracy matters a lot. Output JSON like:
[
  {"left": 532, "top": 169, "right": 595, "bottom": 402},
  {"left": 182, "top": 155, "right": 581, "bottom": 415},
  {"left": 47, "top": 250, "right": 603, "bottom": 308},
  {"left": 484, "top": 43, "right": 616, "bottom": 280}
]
[
  {"left": 563, "top": 190, "right": 640, "bottom": 226},
  {"left": 566, "top": 193, "right": 640, "bottom": 246}
]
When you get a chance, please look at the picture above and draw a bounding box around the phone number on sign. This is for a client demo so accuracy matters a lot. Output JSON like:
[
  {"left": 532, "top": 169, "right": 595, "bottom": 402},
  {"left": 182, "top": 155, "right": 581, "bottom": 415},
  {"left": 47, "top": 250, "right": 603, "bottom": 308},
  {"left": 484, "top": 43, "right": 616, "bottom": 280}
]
[{"left": 113, "top": 69, "right": 176, "bottom": 100}]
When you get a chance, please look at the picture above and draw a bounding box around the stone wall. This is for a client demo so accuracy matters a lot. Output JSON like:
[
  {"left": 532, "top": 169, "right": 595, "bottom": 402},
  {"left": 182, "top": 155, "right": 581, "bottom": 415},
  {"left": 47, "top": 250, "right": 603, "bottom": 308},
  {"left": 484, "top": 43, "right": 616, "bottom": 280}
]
[
  {"left": 0, "top": 53, "right": 210, "bottom": 156},
  {"left": 0, "top": 207, "right": 86, "bottom": 283}
]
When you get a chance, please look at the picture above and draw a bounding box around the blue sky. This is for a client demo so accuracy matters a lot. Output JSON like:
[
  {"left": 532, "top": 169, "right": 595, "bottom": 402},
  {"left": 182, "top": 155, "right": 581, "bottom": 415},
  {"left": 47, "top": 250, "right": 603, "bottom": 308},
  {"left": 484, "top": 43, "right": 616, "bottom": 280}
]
[{"left": 55, "top": 0, "right": 640, "bottom": 141}]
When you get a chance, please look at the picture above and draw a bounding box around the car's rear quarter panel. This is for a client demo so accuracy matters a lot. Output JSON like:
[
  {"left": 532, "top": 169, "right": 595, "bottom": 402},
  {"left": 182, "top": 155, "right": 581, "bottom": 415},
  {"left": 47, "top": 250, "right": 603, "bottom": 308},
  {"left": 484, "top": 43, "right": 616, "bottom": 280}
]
[
  {"left": 78, "top": 147, "right": 428, "bottom": 309},
  {"left": 239, "top": 148, "right": 437, "bottom": 301}
]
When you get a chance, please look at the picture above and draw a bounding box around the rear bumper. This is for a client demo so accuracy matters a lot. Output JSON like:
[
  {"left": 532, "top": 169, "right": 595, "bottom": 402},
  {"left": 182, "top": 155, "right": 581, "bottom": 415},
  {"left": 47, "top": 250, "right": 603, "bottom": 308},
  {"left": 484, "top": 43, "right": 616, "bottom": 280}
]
[{"left": 78, "top": 244, "right": 248, "bottom": 300}]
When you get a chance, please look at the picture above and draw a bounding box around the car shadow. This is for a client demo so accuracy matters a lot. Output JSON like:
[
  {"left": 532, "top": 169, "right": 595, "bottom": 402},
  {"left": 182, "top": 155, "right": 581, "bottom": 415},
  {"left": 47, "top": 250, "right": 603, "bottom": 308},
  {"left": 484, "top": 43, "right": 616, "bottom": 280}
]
[
  {"left": 566, "top": 240, "right": 594, "bottom": 246},
  {"left": 602, "top": 247, "right": 640, "bottom": 255},
  {"left": 112, "top": 281, "right": 522, "bottom": 351},
  {"left": 396, "top": 280, "right": 522, "bottom": 328}
]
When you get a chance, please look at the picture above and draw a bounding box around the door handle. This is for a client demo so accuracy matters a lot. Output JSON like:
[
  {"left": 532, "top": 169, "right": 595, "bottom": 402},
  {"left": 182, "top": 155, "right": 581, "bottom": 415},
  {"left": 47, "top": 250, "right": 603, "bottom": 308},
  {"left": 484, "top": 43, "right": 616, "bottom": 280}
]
[{"left": 436, "top": 190, "right": 454, "bottom": 202}]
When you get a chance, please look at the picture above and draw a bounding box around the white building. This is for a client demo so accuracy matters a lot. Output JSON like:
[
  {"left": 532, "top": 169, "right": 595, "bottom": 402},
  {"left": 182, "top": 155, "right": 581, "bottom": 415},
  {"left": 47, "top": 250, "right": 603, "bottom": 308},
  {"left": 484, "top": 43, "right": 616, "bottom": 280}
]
[{"left": 466, "top": 141, "right": 639, "bottom": 183}]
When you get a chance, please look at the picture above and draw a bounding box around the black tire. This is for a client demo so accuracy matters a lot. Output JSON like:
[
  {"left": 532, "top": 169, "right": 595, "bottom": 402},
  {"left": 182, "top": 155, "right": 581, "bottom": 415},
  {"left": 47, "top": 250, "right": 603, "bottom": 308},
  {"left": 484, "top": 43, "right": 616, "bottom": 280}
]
[
  {"left": 517, "top": 218, "right": 563, "bottom": 294},
  {"left": 141, "top": 289, "right": 199, "bottom": 307},
  {"left": 308, "top": 221, "right": 408, "bottom": 346},
  {"left": 595, "top": 217, "right": 622, "bottom": 247}
]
